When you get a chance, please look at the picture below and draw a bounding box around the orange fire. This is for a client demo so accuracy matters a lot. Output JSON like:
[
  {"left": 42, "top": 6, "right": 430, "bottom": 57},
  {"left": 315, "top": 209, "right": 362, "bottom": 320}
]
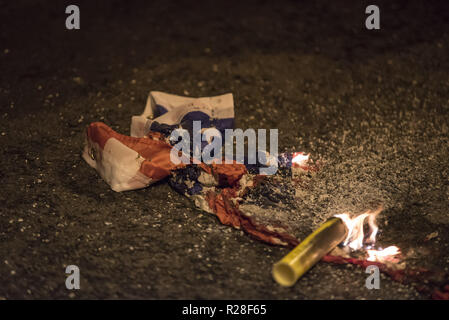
[
  {"left": 291, "top": 152, "right": 309, "bottom": 167},
  {"left": 367, "top": 246, "right": 401, "bottom": 263},
  {"left": 335, "top": 208, "right": 401, "bottom": 263}
]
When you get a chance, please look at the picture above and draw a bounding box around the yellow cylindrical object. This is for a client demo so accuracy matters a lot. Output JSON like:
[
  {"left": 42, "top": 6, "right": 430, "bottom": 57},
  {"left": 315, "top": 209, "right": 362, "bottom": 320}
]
[{"left": 272, "top": 217, "right": 348, "bottom": 287}]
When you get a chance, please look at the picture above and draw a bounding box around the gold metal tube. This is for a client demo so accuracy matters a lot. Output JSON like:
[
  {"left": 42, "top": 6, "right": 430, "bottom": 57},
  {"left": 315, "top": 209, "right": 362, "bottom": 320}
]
[{"left": 272, "top": 217, "right": 348, "bottom": 287}]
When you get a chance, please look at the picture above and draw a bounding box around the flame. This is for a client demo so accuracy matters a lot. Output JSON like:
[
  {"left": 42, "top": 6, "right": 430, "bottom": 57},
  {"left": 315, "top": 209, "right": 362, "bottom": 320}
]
[
  {"left": 367, "top": 246, "right": 401, "bottom": 262},
  {"left": 335, "top": 208, "right": 381, "bottom": 251},
  {"left": 334, "top": 208, "right": 401, "bottom": 263},
  {"left": 291, "top": 152, "right": 309, "bottom": 167}
]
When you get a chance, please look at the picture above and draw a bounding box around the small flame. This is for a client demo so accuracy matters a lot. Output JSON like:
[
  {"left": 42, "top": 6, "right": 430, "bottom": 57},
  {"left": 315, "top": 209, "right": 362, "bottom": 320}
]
[
  {"left": 292, "top": 152, "right": 309, "bottom": 167},
  {"left": 335, "top": 208, "right": 402, "bottom": 264},
  {"left": 335, "top": 208, "right": 381, "bottom": 251},
  {"left": 367, "top": 246, "right": 401, "bottom": 263}
]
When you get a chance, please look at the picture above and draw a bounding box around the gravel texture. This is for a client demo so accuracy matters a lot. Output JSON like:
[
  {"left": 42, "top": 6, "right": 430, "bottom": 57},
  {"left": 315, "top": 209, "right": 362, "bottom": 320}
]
[{"left": 0, "top": 0, "right": 448, "bottom": 299}]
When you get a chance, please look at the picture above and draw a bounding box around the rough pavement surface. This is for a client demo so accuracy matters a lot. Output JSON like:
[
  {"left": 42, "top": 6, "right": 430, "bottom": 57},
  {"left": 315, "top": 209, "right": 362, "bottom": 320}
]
[{"left": 0, "top": 0, "right": 448, "bottom": 299}]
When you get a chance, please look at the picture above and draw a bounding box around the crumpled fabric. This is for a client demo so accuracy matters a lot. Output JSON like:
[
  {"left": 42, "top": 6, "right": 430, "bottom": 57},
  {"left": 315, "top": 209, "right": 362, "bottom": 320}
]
[
  {"left": 83, "top": 91, "right": 316, "bottom": 246},
  {"left": 83, "top": 91, "right": 447, "bottom": 299}
]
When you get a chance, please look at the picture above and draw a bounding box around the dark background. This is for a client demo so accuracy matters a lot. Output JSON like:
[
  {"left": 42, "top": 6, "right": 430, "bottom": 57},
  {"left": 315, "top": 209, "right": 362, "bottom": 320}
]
[{"left": 0, "top": 0, "right": 448, "bottom": 299}]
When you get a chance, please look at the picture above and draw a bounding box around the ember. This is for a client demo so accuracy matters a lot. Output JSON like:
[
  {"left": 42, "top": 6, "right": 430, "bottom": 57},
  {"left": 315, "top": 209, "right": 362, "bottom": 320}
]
[{"left": 291, "top": 152, "right": 309, "bottom": 167}]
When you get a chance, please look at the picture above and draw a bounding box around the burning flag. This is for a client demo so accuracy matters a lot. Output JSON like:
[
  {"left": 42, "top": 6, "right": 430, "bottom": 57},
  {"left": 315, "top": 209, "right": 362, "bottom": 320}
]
[
  {"left": 82, "top": 91, "right": 448, "bottom": 299},
  {"left": 83, "top": 91, "right": 318, "bottom": 246}
]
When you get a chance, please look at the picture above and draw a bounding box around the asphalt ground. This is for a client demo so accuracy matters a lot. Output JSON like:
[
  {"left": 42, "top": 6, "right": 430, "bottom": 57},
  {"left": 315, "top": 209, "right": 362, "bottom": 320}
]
[{"left": 0, "top": 0, "right": 448, "bottom": 299}]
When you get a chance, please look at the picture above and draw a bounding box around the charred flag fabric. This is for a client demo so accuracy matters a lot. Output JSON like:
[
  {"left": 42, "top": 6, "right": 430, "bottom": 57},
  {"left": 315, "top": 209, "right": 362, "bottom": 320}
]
[
  {"left": 82, "top": 92, "right": 449, "bottom": 299},
  {"left": 83, "top": 91, "right": 316, "bottom": 246}
]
